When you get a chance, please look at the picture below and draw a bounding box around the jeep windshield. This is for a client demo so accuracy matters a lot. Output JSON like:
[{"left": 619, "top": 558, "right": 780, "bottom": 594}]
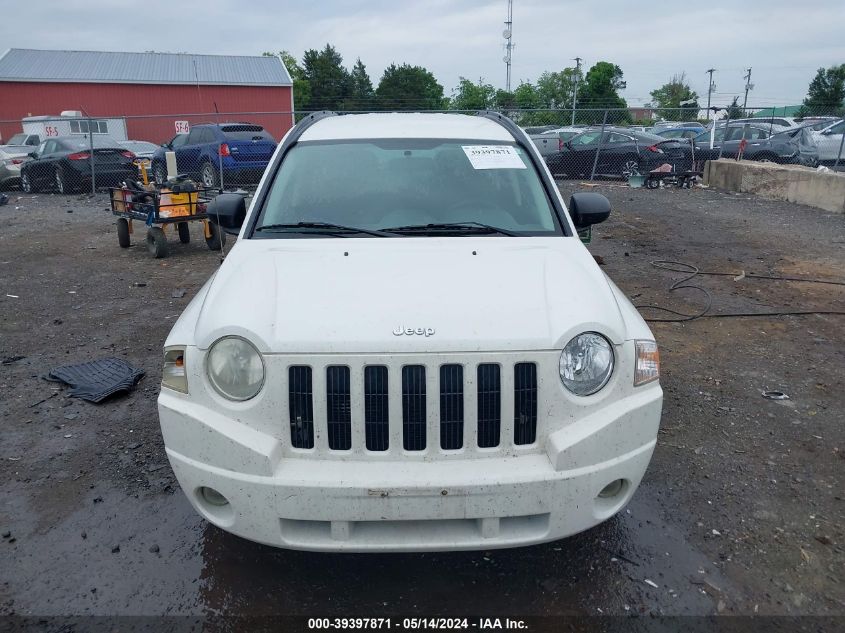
[{"left": 252, "top": 139, "right": 563, "bottom": 237}]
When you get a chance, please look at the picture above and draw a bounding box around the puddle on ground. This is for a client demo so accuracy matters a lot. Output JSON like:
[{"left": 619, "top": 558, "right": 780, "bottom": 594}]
[{"left": 2, "top": 481, "right": 725, "bottom": 617}]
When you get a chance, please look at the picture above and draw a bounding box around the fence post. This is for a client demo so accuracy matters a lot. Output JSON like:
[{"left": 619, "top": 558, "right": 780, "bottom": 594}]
[
  {"left": 218, "top": 141, "right": 224, "bottom": 192},
  {"left": 88, "top": 117, "right": 96, "bottom": 195},
  {"left": 835, "top": 128, "right": 845, "bottom": 170},
  {"left": 717, "top": 112, "right": 731, "bottom": 161},
  {"left": 589, "top": 109, "right": 609, "bottom": 181}
]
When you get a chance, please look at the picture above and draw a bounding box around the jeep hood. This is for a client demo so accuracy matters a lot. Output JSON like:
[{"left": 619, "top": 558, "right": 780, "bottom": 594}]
[{"left": 191, "top": 237, "right": 629, "bottom": 353}]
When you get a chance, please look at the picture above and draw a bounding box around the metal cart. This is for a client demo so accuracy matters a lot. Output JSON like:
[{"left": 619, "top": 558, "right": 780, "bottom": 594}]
[
  {"left": 109, "top": 180, "right": 226, "bottom": 258},
  {"left": 644, "top": 169, "right": 703, "bottom": 189}
]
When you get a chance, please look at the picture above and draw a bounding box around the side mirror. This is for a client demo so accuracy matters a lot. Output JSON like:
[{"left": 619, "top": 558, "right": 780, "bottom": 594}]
[
  {"left": 569, "top": 192, "right": 611, "bottom": 228},
  {"left": 206, "top": 193, "right": 246, "bottom": 234},
  {"left": 27, "top": 152, "right": 37, "bottom": 158},
  {"left": 564, "top": 141, "right": 572, "bottom": 150}
]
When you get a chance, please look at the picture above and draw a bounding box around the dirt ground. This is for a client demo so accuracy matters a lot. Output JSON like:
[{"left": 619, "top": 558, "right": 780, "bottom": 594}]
[{"left": 0, "top": 183, "right": 843, "bottom": 629}]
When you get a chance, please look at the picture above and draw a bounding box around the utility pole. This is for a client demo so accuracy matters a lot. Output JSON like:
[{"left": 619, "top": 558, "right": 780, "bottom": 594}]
[
  {"left": 742, "top": 67, "right": 753, "bottom": 115},
  {"left": 503, "top": 0, "right": 514, "bottom": 92},
  {"left": 571, "top": 56, "right": 582, "bottom": 125},
  {"left": 705, "top": 68, "right": 716, "bottom": 121}
]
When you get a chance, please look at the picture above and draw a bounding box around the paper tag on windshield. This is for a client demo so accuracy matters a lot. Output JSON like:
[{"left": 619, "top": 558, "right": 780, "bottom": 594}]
[{"left": 462, "top": 145, "right": 526, "bottom": 170}]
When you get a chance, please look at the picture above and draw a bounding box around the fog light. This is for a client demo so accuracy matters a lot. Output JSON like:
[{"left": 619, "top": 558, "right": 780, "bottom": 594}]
[
  {"left": 200, "top": 486, "right": 229, "bottom": 507},
  {"left": 598, "top": 479, "right": 626, "bottom": 499}
]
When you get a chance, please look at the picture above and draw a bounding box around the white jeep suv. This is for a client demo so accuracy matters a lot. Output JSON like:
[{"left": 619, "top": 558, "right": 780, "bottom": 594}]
[{"left": 157, "top": 111, "right": 662, "bottom": 552}]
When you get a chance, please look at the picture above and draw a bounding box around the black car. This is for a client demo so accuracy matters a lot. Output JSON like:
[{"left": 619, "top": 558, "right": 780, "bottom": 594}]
[
  {"left": 20, "top": 136, "right": 138, "bottom": 194},
  {"left": 546, "top": 127, "right": 692, "bottom": 178}
]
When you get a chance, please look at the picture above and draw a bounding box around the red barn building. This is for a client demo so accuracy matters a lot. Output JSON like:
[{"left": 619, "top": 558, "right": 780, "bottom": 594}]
[{"left": 0, "top": 48, "right": 294, "bottom": 144}]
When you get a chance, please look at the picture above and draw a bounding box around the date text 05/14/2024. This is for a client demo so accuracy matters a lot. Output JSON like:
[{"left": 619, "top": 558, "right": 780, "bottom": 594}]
[{"left": 307, "top": 618, "right": 528, "bottom": 630}]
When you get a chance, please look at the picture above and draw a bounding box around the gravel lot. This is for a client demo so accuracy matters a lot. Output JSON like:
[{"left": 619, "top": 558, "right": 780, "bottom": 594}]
[{"left": 0, "top": 184, "right": 843, "bottom": 627}]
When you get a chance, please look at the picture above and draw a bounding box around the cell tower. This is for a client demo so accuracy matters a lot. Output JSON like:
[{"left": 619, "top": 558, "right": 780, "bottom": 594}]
[{"left": 503, "top": 0, "right": 514, "bottom": 92}]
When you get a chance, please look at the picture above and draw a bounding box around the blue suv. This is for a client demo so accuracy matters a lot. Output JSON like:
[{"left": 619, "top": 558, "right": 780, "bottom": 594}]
[{"left": 150, "top": 123, "right": 277, "bottom": 188}]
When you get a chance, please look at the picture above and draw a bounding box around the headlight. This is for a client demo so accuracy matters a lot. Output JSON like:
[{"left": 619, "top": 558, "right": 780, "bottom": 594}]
[
  {"left": 634, "top": 340, "right": 660, "bottom": 386},
  {"left": 206, "top": 336, "right": 265, "bottom": 401},
  {"left": 162, "top": 346, "right": 188, "bottom": 393},
  {"left": 559, "top": 332, "right": 614, "bottom": 396}
]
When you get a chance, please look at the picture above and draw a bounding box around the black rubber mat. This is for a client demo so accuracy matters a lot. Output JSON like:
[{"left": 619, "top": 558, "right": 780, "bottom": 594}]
[{"left": 46, "top": 358, "right": 145, "bottom": 403}]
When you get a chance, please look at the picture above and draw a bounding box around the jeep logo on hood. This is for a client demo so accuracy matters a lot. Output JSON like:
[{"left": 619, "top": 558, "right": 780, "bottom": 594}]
[{"left": 393, "top": 326, "right": 435, "bottom": 337}]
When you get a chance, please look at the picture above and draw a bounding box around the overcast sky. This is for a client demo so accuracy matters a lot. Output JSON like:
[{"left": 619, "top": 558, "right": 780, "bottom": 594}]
[{"left": 3, "top": 0, "right": 843, "bottom": 108}]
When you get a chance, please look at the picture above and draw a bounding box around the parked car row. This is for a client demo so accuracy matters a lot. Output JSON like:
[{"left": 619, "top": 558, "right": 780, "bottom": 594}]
[
  {"left": 530, "top": 117, "right": 845, "bottom": 179},
  {"left": 0, "top": 121, "right": 278, "bottom": 192}
]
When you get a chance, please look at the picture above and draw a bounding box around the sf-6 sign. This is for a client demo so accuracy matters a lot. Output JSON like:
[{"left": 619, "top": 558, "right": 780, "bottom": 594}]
[{"left": 174, "top": 120, "right": 190, "bottom": 135}]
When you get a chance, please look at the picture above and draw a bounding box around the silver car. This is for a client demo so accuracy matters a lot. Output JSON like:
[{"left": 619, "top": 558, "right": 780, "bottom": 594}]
[
  {"left": 0, "top": 148, "right": 30, "bottom": 190},
  {"left": 529, "top": 126, "right": 590, "bottom": 157}
]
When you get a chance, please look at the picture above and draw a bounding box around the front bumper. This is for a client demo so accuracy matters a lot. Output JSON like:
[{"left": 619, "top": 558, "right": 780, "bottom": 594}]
[{"left": 159, "top": 385, "right": 662, "bottom": 552}]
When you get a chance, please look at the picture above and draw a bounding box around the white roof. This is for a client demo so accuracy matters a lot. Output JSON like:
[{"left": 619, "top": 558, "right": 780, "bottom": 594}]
[{"left": 300, "top": 113, "right": 514, "bottom": 142}]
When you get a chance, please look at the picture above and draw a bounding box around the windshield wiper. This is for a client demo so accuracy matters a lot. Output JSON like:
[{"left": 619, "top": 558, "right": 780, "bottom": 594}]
[
  {"left": 383, "top": 221, "right": 515, "bottom": 236},
  {"left": 255, "top": 222, "right": 392, "bottom": 237}
]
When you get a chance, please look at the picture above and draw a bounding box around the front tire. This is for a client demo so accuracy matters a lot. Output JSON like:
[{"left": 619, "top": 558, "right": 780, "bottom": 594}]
[
  {"left": 21, "top": 171, "right": 36, "bottom": 194},
  {"left": 177, "top": 222, "right": 190, "bottom": 244},
  {"left": 146, "top": 227, "right": 169, "bottom": 258},
  {"left": 55, "top": 168, "right": 71, "bottom": 194},
  {"left": 117, "top": 218, "right": 131, "bottom": 248},
  {"left": 205, "top": 221, "right": 226, "bottom": 251}
]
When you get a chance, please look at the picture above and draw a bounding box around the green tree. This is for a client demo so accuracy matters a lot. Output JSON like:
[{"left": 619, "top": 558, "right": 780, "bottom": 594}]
[
  {"left": 647, "top": 73, "right": 699, "bottom": 121},
  {"left": 508, "top": 81, "right": 549, "bottom": 125},
  {"left": 576, "top": 61, "right": 629, "bottom": 124},
  {"left": 536, "top": 68, "right": 581, "bottom": 109},
  {"left": 725, "top": 96, "right": 744, "bottom": 120},
  {"left": 263, "top": 50, "right": 311, "bottom": 110},
  {"left": 345, "top": 58, "right": 375, "bottom": 110},
  {"left": 449, "top": 77, "right": 496, "bottom": 110},
  {"left": 301, "top": 44, "right": 352, "bottom": 110},
  {"left": 513, "top": 81, "right": 542, "bottom": 109},
  {"left": 375, "top": 63, "right": 445, "bottom": 111},
  {"left": 494, "top": 89, "right": 516, "bottom": 110},
  {"left": 796, "top": 64, "right": 845, "bottom": 117}
]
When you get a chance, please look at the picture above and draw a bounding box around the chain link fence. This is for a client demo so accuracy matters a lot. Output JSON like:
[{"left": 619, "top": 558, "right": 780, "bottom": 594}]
[{"left": 1, "top": 107, "right": 842, "bottom": 195}]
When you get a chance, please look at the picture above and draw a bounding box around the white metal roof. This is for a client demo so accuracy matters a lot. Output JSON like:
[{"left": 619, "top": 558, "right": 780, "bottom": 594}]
[
  {"left": 0, "top": 48, "right": 292, "bottom": 86},
  {"left": 299, "top": 113, "right": 515, "bottom": 142}
]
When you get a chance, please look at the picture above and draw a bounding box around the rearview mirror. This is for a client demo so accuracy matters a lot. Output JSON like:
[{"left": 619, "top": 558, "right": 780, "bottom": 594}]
[
  {"left": 569, "top": 192, "right": 611, "bottom": 228},
  {"left": 206, "top": 193, "right": 246, "bottom": 234}
]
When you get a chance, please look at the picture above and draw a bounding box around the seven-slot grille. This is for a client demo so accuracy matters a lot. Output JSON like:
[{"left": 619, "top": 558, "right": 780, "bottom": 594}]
[{"left": 287, "top": 362, "right": 538, "bottom": 453}]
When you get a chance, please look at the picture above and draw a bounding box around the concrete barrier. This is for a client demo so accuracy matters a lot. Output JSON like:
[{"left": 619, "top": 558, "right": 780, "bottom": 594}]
[{"left": 703, "top": 159, "right": 845, "bottom": 214}]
